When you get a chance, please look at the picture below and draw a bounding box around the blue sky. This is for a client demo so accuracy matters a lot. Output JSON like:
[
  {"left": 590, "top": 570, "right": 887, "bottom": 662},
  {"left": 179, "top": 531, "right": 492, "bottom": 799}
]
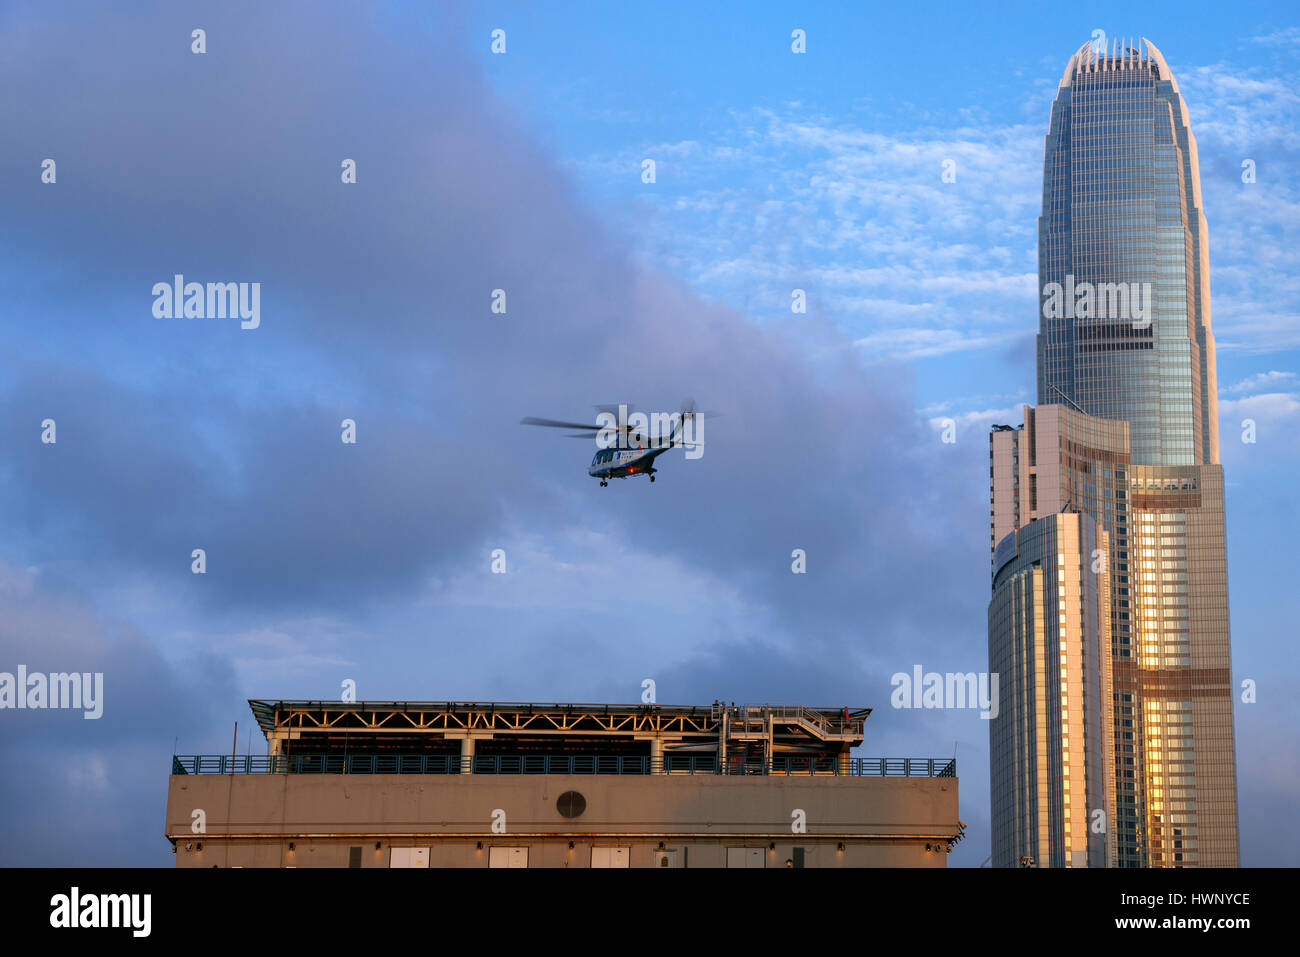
[{"left": 0, "top": 0, "right": 1296, "bottom": 867}]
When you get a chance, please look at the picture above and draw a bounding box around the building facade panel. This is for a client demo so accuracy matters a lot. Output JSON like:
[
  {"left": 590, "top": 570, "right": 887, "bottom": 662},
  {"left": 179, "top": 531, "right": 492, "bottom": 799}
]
[
  {"left": 989, "top": 512, "right": 1115, "bottom": 867},
  {"left": 166, "top": 772, "right": 960, "bottom": 868}
]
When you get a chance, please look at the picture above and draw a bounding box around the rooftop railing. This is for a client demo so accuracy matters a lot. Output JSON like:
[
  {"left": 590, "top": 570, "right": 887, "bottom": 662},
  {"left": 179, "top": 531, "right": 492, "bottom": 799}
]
[{"left": 171, "top": 754, "right": 956, "bottom": 778}]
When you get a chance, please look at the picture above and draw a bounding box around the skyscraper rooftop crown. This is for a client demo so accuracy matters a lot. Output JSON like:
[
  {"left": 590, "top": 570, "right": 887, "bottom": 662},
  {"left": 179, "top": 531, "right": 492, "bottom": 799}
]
[{"left": 1058, "top": 36, "right": 1179, "bottom": 93}]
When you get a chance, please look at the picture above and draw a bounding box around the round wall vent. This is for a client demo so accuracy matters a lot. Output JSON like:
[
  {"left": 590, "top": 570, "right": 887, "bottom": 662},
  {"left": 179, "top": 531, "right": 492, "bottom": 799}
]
[{"left": 556, "top": 790, "right": 586, "bottom": 818}]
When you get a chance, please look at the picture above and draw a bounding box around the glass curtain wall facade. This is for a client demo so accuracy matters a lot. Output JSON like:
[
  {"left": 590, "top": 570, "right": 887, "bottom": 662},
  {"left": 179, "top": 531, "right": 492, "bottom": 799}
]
[
  {"left": 989, "top": 37, "right": 1239, "bottom": 868},
  {"left": 1038, "top": 37, "right": 1219, "bottom": 468},
  {"left": 989, "top": 512, "right": 1117, "bottom": 868}
]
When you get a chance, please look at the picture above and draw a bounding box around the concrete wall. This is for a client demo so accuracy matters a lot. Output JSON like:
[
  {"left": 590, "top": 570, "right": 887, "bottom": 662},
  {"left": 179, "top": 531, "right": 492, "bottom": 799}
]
[{"left": 166, "top": 773, "right": 960, "bottom": 868}]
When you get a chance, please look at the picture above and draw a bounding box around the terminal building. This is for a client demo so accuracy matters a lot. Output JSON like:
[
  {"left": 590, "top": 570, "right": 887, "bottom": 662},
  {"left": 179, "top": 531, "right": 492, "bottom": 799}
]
[{"left": 166, "top": 698, "right": 963, "bottom": 867}]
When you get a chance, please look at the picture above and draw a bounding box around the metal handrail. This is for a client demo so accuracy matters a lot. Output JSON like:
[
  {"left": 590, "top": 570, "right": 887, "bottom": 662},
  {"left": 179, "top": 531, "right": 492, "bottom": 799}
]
[
  {"left": 760, "top": 705, "right": 862, "bottom": 735},
  {"left": 171, "top": 754, "right": 956, "bottom": 778}
]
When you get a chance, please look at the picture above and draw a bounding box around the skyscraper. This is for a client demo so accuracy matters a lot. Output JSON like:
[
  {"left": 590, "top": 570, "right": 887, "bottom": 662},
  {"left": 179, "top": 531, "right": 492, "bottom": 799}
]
[
  {"left": 989, "top": 507, "right": 1116, "bottom": 869},
  {"left": 988, "top": 37, "right": 1239, "bottom": 867},
  {"left": 1038, "top": 37, "right": 1219, "bottom": 466}
]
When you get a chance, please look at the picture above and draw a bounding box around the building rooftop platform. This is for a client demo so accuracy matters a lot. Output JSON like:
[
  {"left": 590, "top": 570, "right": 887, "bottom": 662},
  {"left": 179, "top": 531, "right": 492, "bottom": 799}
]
[
  {"left": 249, "top": 699, "right": 868, "bottom": 748},
  {"left": 189, "top": 699, "right": 929, "bottom": 775}
]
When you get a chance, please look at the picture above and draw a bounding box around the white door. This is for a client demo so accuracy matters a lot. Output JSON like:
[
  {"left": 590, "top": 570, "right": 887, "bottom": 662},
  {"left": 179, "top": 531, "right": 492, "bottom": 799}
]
[
  {"left": 591, "top": 846, "right": 630, "bottom": 868},
  {"left": 488, "top": 846, "right": 528, "bottom": 868},
  {"left": 727, "top": 846, "right": 764, "bottom": 868},
  {"left": 389, "top": 846, "right": 429, "bottom": 868}
]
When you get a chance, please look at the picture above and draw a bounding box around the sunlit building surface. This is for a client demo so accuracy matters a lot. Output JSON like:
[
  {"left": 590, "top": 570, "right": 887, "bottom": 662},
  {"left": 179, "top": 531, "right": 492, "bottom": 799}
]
[
  {"left": 165, "top": 699, "right": 964, "bottom": 867},
  {"left": 987, "top": 37, "right": 1239, "bottom": 867},
  {"left": 1038, "top": 38, "right": 1219, "bottom": 468},
  {"left": 989, "top": 511, "right": 1116, "bottom": 868}
]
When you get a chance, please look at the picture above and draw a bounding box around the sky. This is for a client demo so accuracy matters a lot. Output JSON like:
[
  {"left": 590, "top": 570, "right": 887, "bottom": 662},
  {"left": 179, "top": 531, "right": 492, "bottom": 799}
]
[{"left": 0, "top": 0, "right": 1296, "bottom": 867}]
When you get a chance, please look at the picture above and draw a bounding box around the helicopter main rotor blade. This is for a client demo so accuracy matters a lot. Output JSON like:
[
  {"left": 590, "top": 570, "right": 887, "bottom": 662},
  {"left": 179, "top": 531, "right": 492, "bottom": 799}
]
[
  {"left": 524, "top": 408, "right": 716, "bottom": 447},
  {"left": 521, "top": 416, "right": 606, "bottom": 431}
]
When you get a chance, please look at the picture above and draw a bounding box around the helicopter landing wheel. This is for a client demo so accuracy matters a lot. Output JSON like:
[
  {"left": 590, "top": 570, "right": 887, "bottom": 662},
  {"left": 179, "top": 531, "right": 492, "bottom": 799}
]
[{"left": 649, "top": 475, "right": 655, "bottom": 483}]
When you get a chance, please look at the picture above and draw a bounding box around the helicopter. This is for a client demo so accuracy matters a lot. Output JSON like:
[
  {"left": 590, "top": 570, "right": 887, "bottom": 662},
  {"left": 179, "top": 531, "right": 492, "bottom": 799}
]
[{"left": 521, "top": 401, "right": 713, "bottom": 486}]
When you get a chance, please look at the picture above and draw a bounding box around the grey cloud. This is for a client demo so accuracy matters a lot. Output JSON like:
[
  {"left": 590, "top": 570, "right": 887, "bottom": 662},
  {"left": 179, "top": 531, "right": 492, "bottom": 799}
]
[
  {"left": 0, "top": 0, "right": 990, "bottom": 650},
  {"left": 0, "top": 562, "right": 240, "bottom": 864},
  {"left": 0, "top": 0, "right": 1044, "bottom": 865}
]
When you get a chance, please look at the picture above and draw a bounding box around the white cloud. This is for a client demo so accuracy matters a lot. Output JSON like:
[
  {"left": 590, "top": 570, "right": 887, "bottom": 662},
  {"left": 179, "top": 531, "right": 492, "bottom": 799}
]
[
  {"left": 1223, "top": 370, "right": 1297, "bottom": 394},
  {"left": 1249, "top": 27, "right": 1300, "bottom": 46},
  {"left": 1219, "top": 391, "right": 1300, "bottom": 421},
  {"left": 574, "top": 55, "right": 1300, "bottom": 362},
  {"left": 574, "top": 106, "right": 1045, "bottom": 361},
  {"left": 928, "top": 406, "right": 1025, "bottom": 433},
  {"left": 855, "top": 328, "right": 1021, "bottom": 361}
]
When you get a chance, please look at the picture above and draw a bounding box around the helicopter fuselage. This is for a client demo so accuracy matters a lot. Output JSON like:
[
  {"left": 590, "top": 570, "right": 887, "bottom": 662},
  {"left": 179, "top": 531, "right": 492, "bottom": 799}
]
[{"left": 589, "top": 446, "right": 668, "bottom": 482}]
